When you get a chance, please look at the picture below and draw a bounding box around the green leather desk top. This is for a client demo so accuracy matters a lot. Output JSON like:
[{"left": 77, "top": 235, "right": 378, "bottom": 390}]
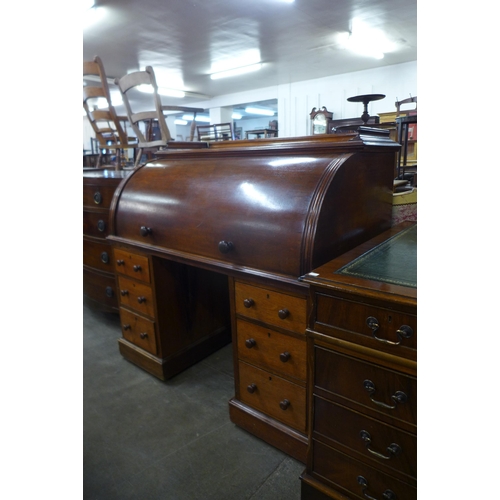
[{"left": 336, "top": 224, "right": 417, "bottom": 288}]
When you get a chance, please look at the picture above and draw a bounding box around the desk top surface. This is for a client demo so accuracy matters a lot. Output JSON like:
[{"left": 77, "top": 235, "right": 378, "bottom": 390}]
[{"left": 302, "top": 222, "right": 417, "bottom": 304}]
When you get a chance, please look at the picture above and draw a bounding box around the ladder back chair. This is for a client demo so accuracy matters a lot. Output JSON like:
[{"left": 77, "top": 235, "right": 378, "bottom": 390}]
[
  {"left": 83, "top": 56, "right": 137, "bottom": 169},
  {"left": 114, "top": 66, "right": 174, "bottom": 168}
]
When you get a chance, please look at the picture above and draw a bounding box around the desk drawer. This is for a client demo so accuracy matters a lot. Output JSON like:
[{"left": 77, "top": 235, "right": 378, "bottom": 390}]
[
  {"left": 314, "top": 397, "right": 416, "bottom": 479},
  {"left": 311, "top": 440, "right": 417, "bottom": 500},
  {"left": 117, "top": 276, "right": 155, "bottom": 318},
  {"left": 235, "top": 282, "right": 306, "bottom": 334},
  {"left": 238, "top": 361, "right": 306, "bottom": 433},
  {"left": 237, "top": 319, "right": 306, "bottom": 383},
  {"left": 120, "top": 308, "right": 157, "bottom": 354},
  {"left": 315, "top": 293, "right": 416, "bottom": 353},
  {"left": 83, "top": 239, "right": 114, "bottom": 272},
  {"left": 83, "top": 211, "right": 110, "bottom": 238},
  {"left": 114, "top": 249, "right": 151, "bottom": 283},
  {"left": 83, "top": 268, "right": 118, "bottom": 309},
  {"left": 314, "top": 346, "right": 416, "bottom": 426},
  {"left": 83, "top": 184, "right": 117, "bottom": 209}
]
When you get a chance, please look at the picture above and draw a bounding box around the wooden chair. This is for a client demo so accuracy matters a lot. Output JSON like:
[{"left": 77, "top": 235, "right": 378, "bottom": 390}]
[
  {"left": 115, "top": 66, "right": 207, "bottom": 166},
  {"left": 196, "top": 123, "right": 234, "bottom": 142},
  {"left": 83, "top": 56, "right": 137, "bottom": 169}
]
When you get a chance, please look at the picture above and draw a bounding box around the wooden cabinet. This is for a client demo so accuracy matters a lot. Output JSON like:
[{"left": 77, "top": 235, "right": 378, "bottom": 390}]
[
  {"left": 83, "top": 169, "right": 130, "bottom": 312},
  {"left": 300, "top": 223, "right": 417, "bottom": 499}
]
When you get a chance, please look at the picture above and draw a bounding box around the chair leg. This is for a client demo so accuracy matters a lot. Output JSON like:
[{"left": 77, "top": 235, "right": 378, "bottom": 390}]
[{"left": 134, "top": 148, "right": 143, "bottom": 168}]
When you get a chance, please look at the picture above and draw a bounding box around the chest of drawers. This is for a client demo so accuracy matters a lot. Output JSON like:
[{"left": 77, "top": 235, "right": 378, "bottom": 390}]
[
  {"left": 300, "top": 223, "right": 417, "bottom": 499},
  {"left": 83, "top": 169, "right": 130, "bottom": 312}
]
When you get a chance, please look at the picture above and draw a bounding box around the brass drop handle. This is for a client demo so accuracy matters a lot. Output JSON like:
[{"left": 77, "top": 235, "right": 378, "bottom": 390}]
[
  {"left": 97, "top": 220, "right": 106, "bottom": 232},
  {"left": 243, "top": 298, "right": 254, "bottom": 308},
  {"left": 120, "top": 290, "right": 129, "bottom": 296},
  {"left": 218, "top": 240, "right": 234, "bottom": 254},
  {"left": 359, "top": 430, "right": 401, "bottom": 460},
  {"left": 133, "top": 265, "right": 142, "bottom": 272},
  {"left": 139, "top": 332, "right": 148, "bottom": 339},
  {"left": 279, "top": 399, "right": 290, "bottom": 410},
  {"left": 245, "top": 338, "right": 256, "bottom": 349},
  {"left": 123, "top": 324, "right": 131, "bottom": 330},
  {"left": 280, "top": 352, "right": 291, "bottom": 363},
  {"left": 140, "top": 226, "right": 152, "bottom": 237},
  {"left": 278, "top": 308, "right": 289, "bottom": 319},
  {"left": 100, "top": 251, "right": 109, "bottom": 264},
  {"left": 366, "top": 316, "right": 413, "bottom": 346},
  {"left": 137, "top": 296, "right": 146, "bottom": 304},
  {"left": 116, "top": 259, "right": 124, "bottom": 266},
  {"left": 363, "top": 380, "right": 407, "bottom": 410},
  {"left": 357, "top": 476, "right": 397, "bottom": 500},
  {"left": 93, "top": 192, "right": 102, "bottom": 204},
  {"left": 247, "top": 383, "right": 257, "bottom": 394}
]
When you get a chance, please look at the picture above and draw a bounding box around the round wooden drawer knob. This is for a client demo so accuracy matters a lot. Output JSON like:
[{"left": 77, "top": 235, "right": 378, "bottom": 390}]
[
  {"left": 137, "top": 296, "right": 146, "bottom": 304},
  {"left": 116, "top": 259, "right": 124, "bottom": 266},
  {"left": 247, "top": 383, "right": 257, "bottom": 394},
  {"left": 245, "top": 338, "right": 256, "bottom": 349},
  {"left": 139, "top": 332, "right": 148, "bottom": 339},
  {"left": 133, "top": 265, "right": 142, "bottom": 272},
  {"left": 279, "top": 399, "right": 290, "bottom": 410},
  {"left": 218, "top": 240, "right": 234, "bottom": 254},
  {"left": 120, "top": 290, "right": 129, "bottom": 296},
  {"left": 278, "top": 308, "right": 289, "bottom": 319},
  {"left": 243, "top": 298, "right": 254, "bottom": 308},
  {"left": 140, "top": 226, "right": 152, "bottom": 237},
  {"left": 123, "top": 324, "right": 131, "bottom": 331},
  {"left": 279, "top": 352, "right": 291, "bottom": 362}
]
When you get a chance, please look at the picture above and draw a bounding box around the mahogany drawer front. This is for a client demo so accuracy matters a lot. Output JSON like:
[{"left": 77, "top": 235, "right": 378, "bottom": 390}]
[
  {"left": 311, "top": 440, "right": 417, "bottom": 500},
  {"left": 237, "top": 319, "right": 306, "bottom": 383},
  {"left": 120, "top": 308, "right": 157, "bottom": 354},
  {"left": 114, "top": 249, "right": 151, "bottom": 283},
  {"left": 238, "top": 361, "right": 306, "bottom": 433},
  {"left": 315, "top": 346, "right": 416, "bottom": 427},
  {"left": 83, "top": 211, "right": 110, "bottom": 238},
  {"left": 117, "top": 276, "right": 155, "bottom": 318},
  {"left": 83, "top": 239, "right": 114, "bottom": 272},
  {"left": 315, "top": 293, "right": 417, "bottom": 353},
  {"left": 314, "top": 397, "right": 416, "bottom": 479},
  {"left": 83, "top": 268, "right": 118, "bottom": 309},
  {"left": 235, "top": 281, "right": 307, "bottom": 334},
  {"left": 83, "top": 184, "right": 117, "bottom": 209}
]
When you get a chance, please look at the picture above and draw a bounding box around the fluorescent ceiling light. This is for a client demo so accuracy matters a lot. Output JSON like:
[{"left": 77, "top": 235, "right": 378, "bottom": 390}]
[
  {"left": 137, "top": 84, "right": 185, "bottom": 98},
  {"left": 182, "top": 114, "right": 211, "bottom": 122},
  {"left": 174, "top": 119, "right": 188, "bottom": 125},
  {"left": 210, "top": 63, "right": 262, "bottom": 80},
  {"left": 232, "top": 112, "right": 242, "bottom": 120},
  {"left": 245, "top": 107, "right": 275, "bottom": 116},
  {"left": 338, "top": 19, "right": 396, "bottom": 60}
]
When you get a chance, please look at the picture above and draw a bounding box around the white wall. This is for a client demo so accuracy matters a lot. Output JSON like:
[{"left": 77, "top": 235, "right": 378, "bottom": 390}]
[{"left": 83, "top": 61, "right": 417, "bottom": 145}]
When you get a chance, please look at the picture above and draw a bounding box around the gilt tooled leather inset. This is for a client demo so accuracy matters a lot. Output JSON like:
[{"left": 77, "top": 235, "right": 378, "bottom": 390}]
[{"left": 337, "top": 224, "right": 417, "bottom": 288}]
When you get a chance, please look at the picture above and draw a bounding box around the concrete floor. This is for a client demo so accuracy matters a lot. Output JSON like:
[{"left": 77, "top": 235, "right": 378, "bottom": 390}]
[{"left": 83, "top": 302, "right": 304, "bottom": 499}]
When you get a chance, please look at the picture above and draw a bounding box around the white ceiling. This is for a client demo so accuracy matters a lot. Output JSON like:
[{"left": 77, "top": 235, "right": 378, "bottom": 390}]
[{"left": 83, "top": 0, "right": 417, "bottom": 116}]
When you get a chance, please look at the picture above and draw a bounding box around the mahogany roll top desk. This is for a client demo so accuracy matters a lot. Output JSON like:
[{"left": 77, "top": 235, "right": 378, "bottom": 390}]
[
  {"left": 106, "top": 131, "right": 400, "bottom": 462},
  {"left": 300, "top": 222, "right": 417, "bottom": 499}
]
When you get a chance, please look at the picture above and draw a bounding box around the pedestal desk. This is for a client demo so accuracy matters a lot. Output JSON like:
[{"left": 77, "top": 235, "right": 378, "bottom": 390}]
[
  {"left": 106, "top": 132, "right": 400, "bottom": 462},
  {"left": 300, "top": 222, "right": 417, "bottom": 499}
]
